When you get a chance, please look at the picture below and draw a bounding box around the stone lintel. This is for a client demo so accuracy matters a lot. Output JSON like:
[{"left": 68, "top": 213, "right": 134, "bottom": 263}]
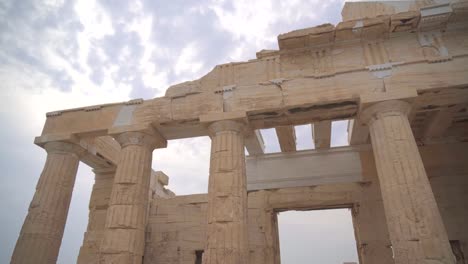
[
  {"left": 360, "top": 88, "right": 417, "bottom": 110},
  {"left": 199, "top": 111, "right": 247, "bottom": 124},
  {"left": 35, "top": 134, "right": 121, "bottom": 171},
  {"left": 246, "top": 145, "right": 365, "bottom": 191}
]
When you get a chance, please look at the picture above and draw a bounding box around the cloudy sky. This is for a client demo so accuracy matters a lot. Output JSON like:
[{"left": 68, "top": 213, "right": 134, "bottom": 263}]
[{"left": 0, "top": 0, "right": 359, "bottom": 263}]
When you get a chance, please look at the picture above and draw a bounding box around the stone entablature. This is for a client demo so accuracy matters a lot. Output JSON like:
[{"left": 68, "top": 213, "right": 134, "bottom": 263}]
[{"left": 37, "top": 1, "right": 468, "bottom": 147}]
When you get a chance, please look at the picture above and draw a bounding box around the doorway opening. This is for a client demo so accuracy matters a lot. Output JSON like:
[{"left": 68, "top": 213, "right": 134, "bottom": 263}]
[
  {"left": 194, "top": 250, "right": 204, "bottom": 264},
  {"left": 278, "top": 208, "right": 359, "bottom": 264}
]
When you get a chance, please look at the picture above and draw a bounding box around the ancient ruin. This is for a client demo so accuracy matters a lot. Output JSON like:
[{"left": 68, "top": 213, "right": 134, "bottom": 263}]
[{"left": 10, "top": 0, "right": 468, "bottom": 263}]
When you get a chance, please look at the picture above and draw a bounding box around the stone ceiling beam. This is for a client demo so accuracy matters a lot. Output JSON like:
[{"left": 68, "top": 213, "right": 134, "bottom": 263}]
[
  {"left": 79, "top": 136, "right": 120, "bottom": 169},
  {"left": 422, "top": 105, "right": 463, "bottom": 141},
  {"left": 347, "top": 119, "right": 369, "bottom": 145},
  {"left": 312, "top": 121, "right": 332, "bottom": 149},
  {"left": 275, "top": 125, "right": 296, "bottom": 152},
  {"left": 244, "top": 129, "right": 265, "bottom": 155}
]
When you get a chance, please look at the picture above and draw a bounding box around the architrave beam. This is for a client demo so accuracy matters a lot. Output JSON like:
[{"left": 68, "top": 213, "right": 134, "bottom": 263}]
[{"left": 246, "top": 146, "right": 365, "bottom": 191}]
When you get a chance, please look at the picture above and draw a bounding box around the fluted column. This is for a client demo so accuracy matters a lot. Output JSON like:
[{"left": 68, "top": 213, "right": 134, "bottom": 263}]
[
  {"left": 361, "top": 100, "right": 455, "bottom": 264},
  {"left": 11, "top": 141, "right": 84, "bottom": 264},
  {"left": 78, "top": 168, "right": 115, "bottom": 264},
  {"left": 99, "top": 130, "right": 165, "bottom": 264},
  {"left": 203, "top": 120, "right": 249, "bottom": 264}
]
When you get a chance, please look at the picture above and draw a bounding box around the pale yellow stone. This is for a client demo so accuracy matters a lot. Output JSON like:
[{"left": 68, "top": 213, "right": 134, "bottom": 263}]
[
  {"left": 99, "top": 130, "right": 166, "bottom": 264},
  {"left": 203, "top": 120, "right": 250, "bottom": 264},
  {"left": 361, "top": 100, "right": 456, "bottom": 264}
]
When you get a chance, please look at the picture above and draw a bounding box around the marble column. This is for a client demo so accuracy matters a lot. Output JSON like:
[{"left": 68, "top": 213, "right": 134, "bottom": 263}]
[
  {"left": 361, "top": 100, "right": 455, "bottom": 264},
  {"left": 99, "top": 131, "right": 164, "bottom": 264},
  {"left": 203, "top": 120, "right": 249, "bottom": 264},
  {"left": 11, "top": 141, "right": 84, "bottom": 264},
  {"left": 78, "top": 168, "right": 115, "bottom": 264}
]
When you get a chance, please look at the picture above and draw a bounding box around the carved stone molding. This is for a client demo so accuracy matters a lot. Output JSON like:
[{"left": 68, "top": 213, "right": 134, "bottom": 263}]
[
  {"left": 264, "top": 55, "right": 280, "bottom": 80},
  {"left": 46, "top": 111, "right": 62, "bottom": 117},
  {"left": 214, "top": 84, "right": 236, "bottom": 94},
  {"left": 310, "top": 47, "right": 335, "bottom": 78},
  {"left": 217, "top": 63, "right": 237, "bottom": 87},
  {"left": 84, "top": 105, "right": 102, "bottom": 112},
  {"left": 419, "top": 3, "right": 453, "bottom": 31},
  {"left": 363, "top": 41, "right": 389, "bottom": 66},
  {"left": 418, "top": 30, "right": 452, "bottom": 63},
  {"left": 125, "top": 98, "right": 144, "bottom": 105}
]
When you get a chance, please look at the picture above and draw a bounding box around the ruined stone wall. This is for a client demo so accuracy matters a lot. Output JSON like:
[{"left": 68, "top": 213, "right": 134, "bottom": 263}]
[
  {"left": 144, "top": 142, "right": 468, "bottom": 264},
  {"left": 144, "top": 192, "right": 281, "bottom": 264},
  {"left": 144, "top": 194, "right": 208, "bottom": 264},
  {"left": 144, "top": 160, "right": 391, "bottom": 264}
]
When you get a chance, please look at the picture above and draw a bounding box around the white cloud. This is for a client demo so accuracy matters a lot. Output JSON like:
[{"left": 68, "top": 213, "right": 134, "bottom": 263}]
[
  {"left": 74, "top": 0, "right": 115, "bottom": 39},
  {"left": 208, "top": 0, "right": 346, "bottom": 61},
  {"left": 174, "top": 42, "right": 204, "bottom": 78}
]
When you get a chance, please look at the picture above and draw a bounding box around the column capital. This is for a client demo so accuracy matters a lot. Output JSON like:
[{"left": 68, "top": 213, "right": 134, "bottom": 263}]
[
  {"left": 109, "top": 124, "right": 167, "bottom": 149},
  {"left": 208, "top": 120, "right": 247, "bottom": 136},
  {"left": 35, "top": 133, "right": 86, "bottom": 157},
  {"left": 200, "top": 111, "right": 249, "bottom": 136},
  {"left": 43, "top": 141, "right": 87, "bottom": 157},
  {"left": 360, "top": 100, "right": 412, "bottom": 126}
]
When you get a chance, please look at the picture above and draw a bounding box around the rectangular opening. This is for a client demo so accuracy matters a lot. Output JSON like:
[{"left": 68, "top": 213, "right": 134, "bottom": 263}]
[
  {"left": 259, "top": 128, "right": 281, "bottom": 153},
  {"left": 278, "top": 208, "right": 359, "bottom": 264},
  {"left": 331, "top": 120, "right": 350, "bottom": 147},
  {"left": 294, "top": 124, "right": 313, "bottom": 150},
  {"left": 195, "top": 250, "right": 204, "bottom": 264}
]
